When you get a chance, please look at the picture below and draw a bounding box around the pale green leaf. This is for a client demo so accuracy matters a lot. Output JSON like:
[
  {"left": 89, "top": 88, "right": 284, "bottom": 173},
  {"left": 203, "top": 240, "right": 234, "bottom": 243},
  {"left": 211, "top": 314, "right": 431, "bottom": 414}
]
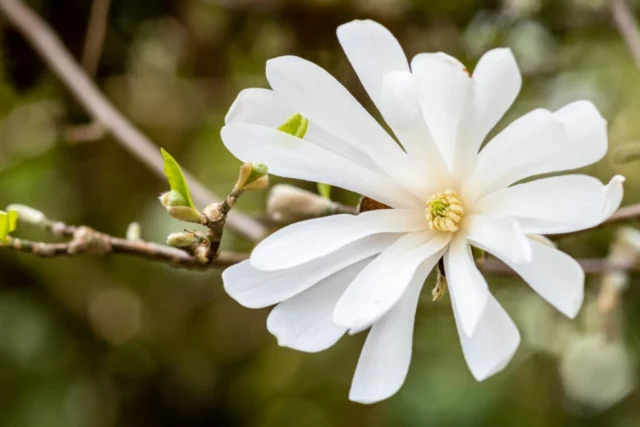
[
  {"left": 278, "top": 113, "right": 308, "bottom": 138},
  {"left": 161, "top": 148, "right": 195, "bottom": 208}
]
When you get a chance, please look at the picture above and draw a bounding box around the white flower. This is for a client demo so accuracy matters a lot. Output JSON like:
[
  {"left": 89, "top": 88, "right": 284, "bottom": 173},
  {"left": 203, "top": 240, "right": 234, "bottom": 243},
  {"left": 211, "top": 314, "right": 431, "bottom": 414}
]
[{"left": 220, "top": 19, "right": 625, "bottom": 404}]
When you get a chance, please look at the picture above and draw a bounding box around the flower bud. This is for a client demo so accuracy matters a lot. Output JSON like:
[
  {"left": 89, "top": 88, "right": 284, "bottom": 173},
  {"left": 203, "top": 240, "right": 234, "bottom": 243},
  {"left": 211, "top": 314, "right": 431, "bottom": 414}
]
[
  {"left": 559, "top": 334, "right": 635, "bottom": 410},
  {"left": 267, "top": 184, "right": 333, "bottom": 223},
  {"left": 167, "top": 232, "right": 199, "bottom": 248},
  {"left": 166, "top": 206, "right": 202, "bottom": 223},
  {"left": 159, "top": 191, "right": 201, "bottom": 222},
  {"left": 236, "top": 163, "right": 269, "bottom": 191},
  {"left": 126, "top": 222, "right": 141, "bottom": 241},
  {"left": 6, "top": 204, "right": 45, "bottom": 225}
]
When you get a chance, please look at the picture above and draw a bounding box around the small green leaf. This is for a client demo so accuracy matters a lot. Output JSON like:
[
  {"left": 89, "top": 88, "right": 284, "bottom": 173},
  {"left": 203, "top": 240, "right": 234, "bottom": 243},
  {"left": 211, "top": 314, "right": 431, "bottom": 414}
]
[
  {"left": 317, "top": 183, "right": 332, "bottom": 199},
  {"left": 7, "top": 210, "right": 17, "bottom": 233},
  {"left": 613, "top": 142, "right": 640, "bottom": 164},
  {"left": 161, "top": 148, "right": 195, "bottom": 208},
  {"left": 0, "top": 211, "right": 8, "bottom": 240},
  {"left": 278, "top": 113, "right": 308, "bottom": 138}
]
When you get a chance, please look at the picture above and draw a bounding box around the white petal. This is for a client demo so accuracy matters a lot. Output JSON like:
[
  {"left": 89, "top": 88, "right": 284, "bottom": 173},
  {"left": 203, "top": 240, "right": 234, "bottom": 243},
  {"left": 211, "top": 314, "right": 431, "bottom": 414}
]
[
  {"left": 444, "top": 233, "right": 489, "bottom": 336},
  {"left": 549, "top": 100, "right": 608, "bottom": 171},
  {"left": 379, "top": 71, "right": 450, "bottom": 183},
  {"left": 412, "top": 53, "right": 471, "bottom": 171},
  {"left": 224, "top": 88, "right": 383, "bottom": 173},
  {"left": 500, "top": 239, "right": 585, "bottom": 318},
  {"left": 251, "top": 209, "right": 427, "bottom": 271},
  {"left": 348, "top": 257, "right": 432, "bottom": 404},
  {"left": 225, "top": 88, "right": 291, "bottom": 127},
  {"left": 224, "top": 233, "right": 398, "bottom": 308},
  {"left": 221, "top": 122, "right": 422, "bottom": 208},
  {"left": 463, "top": 215, "right": 532, "bottom": 264},
  {"left": 475, "top": 174, "right": 609, "bottom": 234},
  {"left": 334, "top": 231, "right": 450, "bottom": 331},
  {"left": 266, "top": 56, "right": 425, "bottom": 198},
  {"left": 337, "top": 20, "right": 409, "bottom": 105},
  {"left": 602, "top": 175, "right": 625, "bottom": 220},
  {"left": 455, "top": 48, "right": 521, "bottom": 176},
  {"left": 452, "top": 293, "right": 520, "bottom": 381},
  {"left": 466, "top": 108, "right": 567, "bottom": 199},
  {"left": 267, "top": 259, "right": 371, "bottom": 353}
]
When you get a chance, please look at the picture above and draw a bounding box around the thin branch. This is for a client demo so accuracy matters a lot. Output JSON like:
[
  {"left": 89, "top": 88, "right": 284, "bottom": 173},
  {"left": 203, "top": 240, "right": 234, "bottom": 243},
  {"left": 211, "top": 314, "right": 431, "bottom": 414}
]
[
  {"left": 81, "top": 0, "right": 111, "bottom": 77},
  {"left": 612, "top": 0, "right": 640, "bottom": 67},
  {"left": 3, "top": 216, "right": 249, "bottom": 269},
  {"left": 0, "top": 0, "right": 267, "bottom": 242}
]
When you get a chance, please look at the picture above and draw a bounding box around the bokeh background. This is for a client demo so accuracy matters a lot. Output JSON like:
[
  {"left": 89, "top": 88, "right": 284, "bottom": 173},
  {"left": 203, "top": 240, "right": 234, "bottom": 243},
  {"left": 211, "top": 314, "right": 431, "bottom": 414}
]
[{"left": 2, "top": 0, "right": 640, "bottom": 425}]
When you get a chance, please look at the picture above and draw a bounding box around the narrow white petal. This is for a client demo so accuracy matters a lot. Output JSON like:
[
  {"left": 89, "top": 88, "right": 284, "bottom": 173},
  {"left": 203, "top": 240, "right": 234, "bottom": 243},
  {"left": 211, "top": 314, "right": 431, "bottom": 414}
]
[
  {"left": 221, "top": 122, "right": 422, "bottom": 208},
  {"left": 334, "top": 231, "right": 449, "bottom": 331},
  {"left": 468, "top": 48, "right": 522, "bottom": 149},
  {"left": 466, "top": 108, "right": 567, "bottom": 199},
  {"left": 225, "top": 88, "right": 291, "bottom": 127},
  {"left": 266, "top": 56, "right": 425, "bottom": 197},
  {"left": 337, "top": 20, "right": 409, "bottom": 105},
  {"left": 452, "top": 293, "right": 520, "bottom": 381},
  {"left": 500, "top": 239, "right": 585, "bottom": 318},
  {"left": 455, "top": 48, "right": 521, "bottom": 176},
  {"left": 602, "top": 175, "right": 625, "bottom": 220},
  {"left": 463, "top": 215, "right": 532, "bottom": 263},
  {"left": 548, "top": 100, "right": 608, "bottom": 172},
  {"left": 475, "top": 175, "right": 609, "bottom": 234},
  {"left": 348, "top": 258, "right": 432, "bottom": 404},
  {"left": 267, "top": 259, "right": 371, "bottom": 353},
  {"left": 224, "top": 88, "right": 383, "bottom": 172},
  {"left": 223, "top": 233, "right": 398, "bottom": 308},
  {"left": 412, "top": 53, "right": 471, "bottom": 170},
  {"left": 445, "top": 234, "right": 489, "bottom": 336},
  {"left": 251, "top": 210, "right": 427, "bottom": 271},
  {"left": 379, "top": 71, "right": 450, "bottom": 184}
]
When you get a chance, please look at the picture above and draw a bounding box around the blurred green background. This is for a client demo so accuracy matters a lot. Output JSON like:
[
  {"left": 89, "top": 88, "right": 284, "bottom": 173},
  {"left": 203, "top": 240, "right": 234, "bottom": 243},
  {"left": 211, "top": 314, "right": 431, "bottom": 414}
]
[{"left": 2, "top": 0, "right": 640, "bottom": 425}]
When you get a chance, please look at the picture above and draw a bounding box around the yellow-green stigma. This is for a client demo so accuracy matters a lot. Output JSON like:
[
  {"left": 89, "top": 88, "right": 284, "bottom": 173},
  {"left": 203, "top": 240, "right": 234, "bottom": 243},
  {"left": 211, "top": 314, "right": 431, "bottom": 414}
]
[{"left": 426, "top": 190, "right": 464, "bottom": 232}]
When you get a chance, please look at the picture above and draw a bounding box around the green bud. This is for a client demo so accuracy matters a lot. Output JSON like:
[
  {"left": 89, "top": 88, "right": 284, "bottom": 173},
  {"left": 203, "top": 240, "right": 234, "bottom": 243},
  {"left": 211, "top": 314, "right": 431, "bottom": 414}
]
[
  {"left": 167, "top": 232, "right": 200, "bottom": 248},
  {"left": 159, "top": 191, "right": 188, "bottom": 207},
  {"left": 278, "top": 113, "right": 308, "bottom": 138}
]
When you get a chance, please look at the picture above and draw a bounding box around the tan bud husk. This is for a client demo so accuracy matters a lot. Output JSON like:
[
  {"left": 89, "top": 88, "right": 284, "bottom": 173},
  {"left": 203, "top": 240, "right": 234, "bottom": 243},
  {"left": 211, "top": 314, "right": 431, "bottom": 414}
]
[
  {"left": 236, "top": 163, "right": 269, "bottom": 191},
  {"left": 166, "top": 206, "right": 202, "bottom": 223},
  {"left": 267, "top": 184, "right": 333, "bottom": 223}
]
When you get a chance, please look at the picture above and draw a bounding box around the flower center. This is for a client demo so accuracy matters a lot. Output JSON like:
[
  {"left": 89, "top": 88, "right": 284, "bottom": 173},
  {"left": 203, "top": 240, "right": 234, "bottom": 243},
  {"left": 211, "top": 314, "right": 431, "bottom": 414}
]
[{"left": 426, "top": 190, "right": 464, "bottom": 232}]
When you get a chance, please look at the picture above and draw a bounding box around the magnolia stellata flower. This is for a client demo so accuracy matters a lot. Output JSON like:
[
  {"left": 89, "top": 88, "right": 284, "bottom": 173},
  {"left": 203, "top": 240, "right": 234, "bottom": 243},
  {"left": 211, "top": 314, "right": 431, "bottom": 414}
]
[{"left": 220, "top": 19, "right": 625, "bottom": 404}]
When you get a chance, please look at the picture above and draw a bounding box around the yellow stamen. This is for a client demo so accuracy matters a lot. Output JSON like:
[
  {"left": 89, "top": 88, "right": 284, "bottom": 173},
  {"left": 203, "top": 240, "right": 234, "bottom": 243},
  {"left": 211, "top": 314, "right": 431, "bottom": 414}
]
[{"left": 426, "top": 190, "right": 464, "bottom": 232}]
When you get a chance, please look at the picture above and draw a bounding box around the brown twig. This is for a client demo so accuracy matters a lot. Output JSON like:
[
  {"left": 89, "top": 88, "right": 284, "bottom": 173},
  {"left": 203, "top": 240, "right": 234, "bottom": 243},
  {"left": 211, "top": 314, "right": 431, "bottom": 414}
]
[
  {"left": 3, "top": 215, "right": 249, "bottom": 269},
  {"left": 0, "top": 0, "right": 267, "bottom": 242},
  {"left": 612, "top": 0, "right": 640, "bottom": 67},
  {"left": 65, "top": 0, "right": 112, "bottom": 144},
  {"left": 81, "top": 0, "right": 111, "bottom": 77}
]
